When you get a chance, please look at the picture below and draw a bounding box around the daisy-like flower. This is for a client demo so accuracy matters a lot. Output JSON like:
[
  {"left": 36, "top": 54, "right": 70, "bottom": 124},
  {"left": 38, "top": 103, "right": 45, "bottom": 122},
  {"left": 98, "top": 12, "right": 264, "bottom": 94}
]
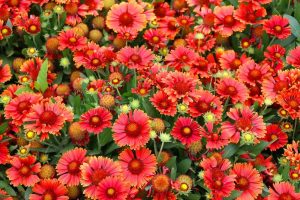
[
  {"left": 56, "top": 148, "right": 87, "bottom": 186},
  {"left": 81, "top": 51, "right": 105, "bottom": 71},
  {"left": 106, "top": 2, "right": 147, "bottom": 34},
  {"left": 216, "top": 78, "right": 249, "bottom": 104},
  {"left": 194, "top": 7, "right": 215, "bottom": 33},
  {"left": 0, "top": 60, "right": 12, "bottom": 83},
  {"left": 262, "top": 124, "right": 288, "bottom": 151},
  {"left": 268, "top": 182, "right": 300, "bottom": 200},
  {"left": 4, "top": 93, "right": 43, "bottom": 126},
  {"left": 186, "top": 0, "right": 221, "bottom": 8},
  {"left": 264, "top": 44, "right": 286, "bottom": 62},
  {"left": 230, "top": 163, "right": 263, "bottom": 200},
  {"left": 158, "top": 17, "right": 180, "bottom": 40},
  {"left": 202, "top": 123, "right": 230, "bottom": 150},
  {"left": 24, "top": 15, "right": 41, "bottom": 35},
  {"left": 171, "top": 117, "right": 203, "bottom": 146},
  {"left": 262, "top": 71, "right": 290, "bottom": 100},
  {"left": 0, "top": 136, "right": 9, "bottom": 164},
  {"left": 219, "top": 50, "right": 250, "bottom": 71},
  {"left": 189, "top": 90, "right": 223, "bottom": 120},
  {"left": 143, "top": 29, "right": 167, "bottom": 50},
  {"left": 165, "top": 46, "right": 197, "bottom": 70},
  {"left": 234, "top": 3, "right": 266, "bottom": 25},
  {"left": 162, "top": 71, "right": 199, "bottom": 105},
  {"left": 80, "top": 156, "right": 123, "bottom": 199},
  {"left": 0, "top": 20, "right": 12, "bottom": 40},
  {"left": 118, "top": 148, "right": 157, "bottom": 188},
  {"left": 29, "top": 179, "right": 68, "bottom": 200},
  {"left": 263, "top": 15, "right": 291, "bottom": 39},
  {"left": 96, "top": 176, "right": 130, "bottom": 200},
  {"left": 112, "top": 109, "right": 150, "bottom": 150},
  {"left": 221, "top": 107, "right": 266, "bottom": 143},
  {"left": 79, "top": 107, "right": 112, "bottom": 135},
  {"left": 214, "top": 6, "right": 245, "bottom": 37},
  {"left": 58, "top": 29, "right": 87, "bottom": 51},
  {"left": 150, "top": 91, "right": 177, "bottom": 116},
  {"left": 277, "top": 89, "right": 300, "bottom": 119},
  {"left": 23, "top": 97, "right": 74, "bottom": 140},
  {"left": 238, "top": 60, "right": 271, "bottom": 86},
  {"left": 6, "top": 155, "right": 40, "bottom": 187},
  {"left": 287, "top": 46, "right": 300, "bottom": 68},
  {"left": 186, "top": 29, "right": 216, "bottom": 54},
  {"left": 117, "top": 46, "right": 154, "bottom": 69}
]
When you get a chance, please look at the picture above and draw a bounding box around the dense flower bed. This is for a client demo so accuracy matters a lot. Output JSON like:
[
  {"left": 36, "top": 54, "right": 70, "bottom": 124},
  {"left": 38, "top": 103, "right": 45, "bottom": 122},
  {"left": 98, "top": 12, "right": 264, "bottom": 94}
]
[{"left": 0, "top": 0, "right": 300, "bottom": 199}]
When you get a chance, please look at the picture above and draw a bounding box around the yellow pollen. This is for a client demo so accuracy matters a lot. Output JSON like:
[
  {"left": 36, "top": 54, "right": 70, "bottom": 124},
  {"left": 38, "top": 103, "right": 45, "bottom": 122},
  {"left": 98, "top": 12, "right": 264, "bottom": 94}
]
[{"left": 180, "top": 183, "right": 189, "bottom": 191}]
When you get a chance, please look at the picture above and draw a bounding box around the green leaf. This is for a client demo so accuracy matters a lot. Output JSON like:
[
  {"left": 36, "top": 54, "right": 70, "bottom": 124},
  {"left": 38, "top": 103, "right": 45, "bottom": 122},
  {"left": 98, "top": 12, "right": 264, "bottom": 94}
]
[
  {"left": 295, "top": 3, "right": 300, "bottom": 22},
  {"left": 0, "top": 181, "right": 17, "bottom": 196},
  {"left": 224, "top": 190, "right": 242, "bottom": 200},
  {"left": 223, "top": 144, "right": 239, "bottom": 158},
  {"left": 15, "top": 86, "right": 33, "bottom": 95},
  {"left": 24, "top": 187, "right": 32, "bottom": 200},
  {"left": 178, "top": 159, "right": 192, "bottom": 174},
  {"left": 251, "top": 141, "right": 270, "bottom": 156},
  {"left": 283, "top": 14, "right": 300, "bottom": 38},
  {"left": 99, "top": 129, "right": 113, "bottom": 146},
  {"left": 187, "top": 193, "right": 201, "bottom": 200},
  {"left": 34, "top": 59, "right": 48, "bottom": 93},
  {"left": 0, "top": 122, "right": 8, "bottom": 134}
]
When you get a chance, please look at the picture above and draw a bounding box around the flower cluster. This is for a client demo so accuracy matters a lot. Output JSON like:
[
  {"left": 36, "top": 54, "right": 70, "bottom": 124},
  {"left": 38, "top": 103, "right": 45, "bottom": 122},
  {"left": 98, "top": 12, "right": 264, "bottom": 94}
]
[{"left": 0, "top": 0, "right": 300, "bottom": 199}]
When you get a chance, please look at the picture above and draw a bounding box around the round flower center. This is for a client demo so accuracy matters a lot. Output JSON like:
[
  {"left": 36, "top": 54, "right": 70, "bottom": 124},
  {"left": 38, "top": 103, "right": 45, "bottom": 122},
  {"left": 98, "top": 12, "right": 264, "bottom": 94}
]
[
  {"left": 288, "top": 100, "right": 298, "bottom": 108},
  {"left": 152, "top": 175, "right": 170, "bottom": 192},
  {"left": 69, "top": 37, "right": 77, "bottom": 43},
  {"left": 249, "top": 69, "right": 262, "bottom": 81},
  {"left": 226, "top": 86, "right": 237, "bottom": 95},
  {"left": 119, "top": 12, "right": 134, "bottom": 26},
  {"left": 26, "top": 131, "right": 36, "bottom": 139},
  {"left": 1, "top": 28, "right": 8, "bottom": 35},
  {"left": 8, "top": 0, "right": 20, "bottom": 6},
  {"left": 197, "top": 101, "right": 211, "bottom": 113},
  {"left": 43, "top": 192, "right": 55, "bottom": 200},
  {"left": 242, "top": 41, "right": 250, "bottom": 48},
  {"left": 203, "top": 13, "right": 215, "bottom": 26},
  {"left": 91, "top": 169, "right": 108, "bottom": 185},
  {"left": 275, "top": 52, "right": 281, "bottom": 58},
  {"left": 274, "top": 80, "right": 288, "bottom": 92},
  {"left": 125, "top": 122, "right": 140, "bottom": 137},
  {"left": 167, "top": 20, "right": 177, "bottom": 31},
  {"left": 106, "top": 188, "right": 115, "bottom": 197},
  {"left": 21, "top": 76, "right": 29, "bottom": 82},
  {"left": 279, "top": 193, "right": 294, "bottom": 200},
  {"left": 17, "top": 101, "right": 30, "bottom": 112},
  {"left": 130, "top": 54, "right": 141, "bottom": 63},
  {"left": 274, "top": 25, "right": 282, "bottom": 33},
  {"left": 213, "top": 180, "right": 222, "bottom": 189},
  {"left": 139, "top": 88, "right": 147, "bottom": 95},
  {"left": 152, "top": 36, "right": 160, "bottom": 43},
  {"left": 180, "top": 183, "right": 189, "bottom": 191},
  {"left": 20, "top": 166, "right": 30, "bottom": 176},
  {"left": 173, "top": 82, "right": 191, "bottom": 95},
  {"left": 128, "top": 159, "right": 144, "bottom": 174},
  {"left": 181, "top": 19, "right": 187, "bottom": 25},
  {"left": 89, "top": 115, "right": 102, "bottom": 126},
  {"left": 92, "top": 58, "right": 100, "bottom": 66},
  {"left": 291, "top": 173, "right": 299, "bottom": 179},
  {"left": 236, "top": 176, "right": 249, "bottom": 190},
  {"left": 235, "top": 118, "right": 252, "bottom": 131},
  {"left": 68, "top": 161, "right": 80, "bottom": 174},
  {"left": 160, "top": 100, "right": 168, "bottom": 108},
  {"left": 182, "top": 127, "right": 192, "bottom": 136},
  {"left": 232, "top": 59, "right": 242, "bottom": 69},
  {"left": 212, "top": 133, "right": 219, "bottom": 141},
  {"left": 224, "top": 15, "right": 235, "bottom": 26},
  {"left": 40, "top": 111, "right": 57, "bottom": 125},
  {"left": 112, "top": 78, "right": 120, "bottom": 84},
  {"left": 271, "top": 134, "right": 278, "bottom": 140},
  {"left": 29, "top": 25, "right": 37, "bottom": 32},
  {"left": 65, "top": 2, "right": 79, "bottom": 15}
]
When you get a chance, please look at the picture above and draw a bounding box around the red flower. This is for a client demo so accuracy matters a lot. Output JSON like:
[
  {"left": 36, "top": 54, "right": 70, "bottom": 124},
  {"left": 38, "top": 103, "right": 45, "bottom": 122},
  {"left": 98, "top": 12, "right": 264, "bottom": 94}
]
[
  {"left": 287, "top": 46, "right": 300, "bottom": 68},
  {"left": 6, "top": 155, "right": 40, "bottom": 187},
  {"left": 56, "top": 148, "right": 87, "bottom": 186},
  {"left": 263, "top": 15, "right": 291, "bottom": 39},
  {"left": 96, "top": 176, "right": 130, "bottom": 200},
  {"left": 0, "top": 60, "right": 12, "bottom": 83},
  {"left": 277, "top": 89, "right": 300, "bottom": 119},
  {"left": 268, "top": 182, "right": 300, "bottom": 200},
  {"left": 230, "top": 163, "right": 263, "bottom": 200},
  {"left": 165, "top": 46, "right": 197, "bottom": 70},
  {"left": 79, "top": 107, "right": 112, "bottom": 134},
  {"left": 171, "top": 117, "right": 203, "bottom": 146},
  {"left": 150, "top": 91, "right": 177, "bottom": 116},
  {"left": 0, "top": 135, "right": 9, "bottom": 164},
  {"left": 118, "top": 148, "right": 157, "bottom": 188},
  {"left": 29, "top": 179, "right": 68, "bottom": 200},
  {"left": 234, "top": 3, "right": 266, "bottom": 25},
  {"left": 58, "top": 29, "right": 87, "bottom": 51},
  {"left": 262, "top": 124, "right": 288, "bottom": 151},
  {"left": 24, "top": 15, "right": 41, "bottom": 35},
  {"left": 113, "top": 109, "right": 150, "bottom": 150}
]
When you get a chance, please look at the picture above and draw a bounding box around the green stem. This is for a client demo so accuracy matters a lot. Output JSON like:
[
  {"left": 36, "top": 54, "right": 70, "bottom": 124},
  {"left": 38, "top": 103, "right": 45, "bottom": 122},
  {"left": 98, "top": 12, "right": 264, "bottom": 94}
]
[
  {"left": 157, "top": 142, "right": 165, "bottom": 160},
  {"left": 293, "top": 119, "right": 297, "bottom": 140}
]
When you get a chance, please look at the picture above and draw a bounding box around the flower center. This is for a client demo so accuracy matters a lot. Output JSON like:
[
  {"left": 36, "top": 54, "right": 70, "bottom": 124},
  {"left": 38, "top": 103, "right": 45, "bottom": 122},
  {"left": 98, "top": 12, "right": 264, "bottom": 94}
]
[
  {"left": 68, "top": 161, "right": 80, "bottom": 174},
  {"left": 288, "top": 100, "right": 298, "bottom": 108},
  {"left": 130, "top": 54, "right": 141, "bottom": 63},
  {"left": 160, "top": 101, "right": 168, "bottom": 108},
  {"left": 236, "top": 176, "right": 249, "bottom": 190},
  {"left": 212, "top": 133, "right": 219, "bottom": 141},
  {"left": 1, "top": 28, "right": 8, "bottom": 35},
  {"left": 197, "top": 101, "right": 211, "bottom": 113},
  {"left": 139, "top": 88, "right": 147, "bottom": 95},
  {"left": 180, "top": 183, "right": 189, "bottom": 191},
  {"left": 275, "top": 52, "right": 281, "bottom": 58},
  {"left": 274, "top": 25, "right": 282, "bottom": 33},
  {"left": 91, "top": 169, "right": 108, "bottom": 185},
  {"left": 167, "top": 20, "right": 177, "bottom": 31},
  {"left": 89, "top": 115, "right": 102, "bottom": 126},
  {"left": 65, "top": 2, "right": 79, "bottom": 15},
  {"left": 29, "top": 25, "right": 37, "bottom": 32},
  {"left": 106, "top": 188, "right": 116, "bottom": 197},
  {"left": 152, "top": 36, "right": 160, "bottom": 43},
  {"left": 182, "top": 127, "right": 192, "bottom": 136},
  {"left": 203, "top": 13, "right": 215, "bottom": 26},
  {"left": 224, "top": 15, "right": 235, "bottom": 26},
  {"left": 92, "top": 58, "right": 100, "bottom": 66},
  {"left": 69, "top": 37, "right": 77, "bottom": 43},
  {"left": 274, "top": 80, "right": 288, "bottom": 92},
  {"left": 213, "top": 180, "right": 222, "bottom": 189},
  {"left": 279, "top": 193, "right": 294, "bottom": 200},
  {"left": 181, "top": 55, "right": 188, "bottom": 62},
  {"left": 43, "top": 192, "right": 55, "bottom": 200},
  {"left": 271, "top": 134, "right": 278, "bottom": 140},
  {"left": 128, "top": 159, "right": 144, "bottom": 174},
  {"left": 248, "top": 69, "right": 262, "bottom": 81},
  {"left": 235, "top": 118, "right": 252, "bottom": 131},
  {"left": 17, "top": 101, "right": 30, "bottom": 112},
  {"left": 8, "top": 0, "right": 20, "bottom": 6},
  {"left": 40, "top": 111, "right": 57, "bottom": 125},
  {"left": 125, "top": 122, "right": 140, "bottom": 137},
  {"left": 119, "top": 12, "right": 134, "bottom": 26},
  {"left": 173, "top": 82, "right": 191, "bottom": 95},
  {"left": 232, "top": 59, "right": 242, "bottom": 69},
  {"left": 226, "top": 86, "right": 237, "bottom": 95},
  {"left": 20, "top": 166, "right": 30, "bottom": 176}
]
